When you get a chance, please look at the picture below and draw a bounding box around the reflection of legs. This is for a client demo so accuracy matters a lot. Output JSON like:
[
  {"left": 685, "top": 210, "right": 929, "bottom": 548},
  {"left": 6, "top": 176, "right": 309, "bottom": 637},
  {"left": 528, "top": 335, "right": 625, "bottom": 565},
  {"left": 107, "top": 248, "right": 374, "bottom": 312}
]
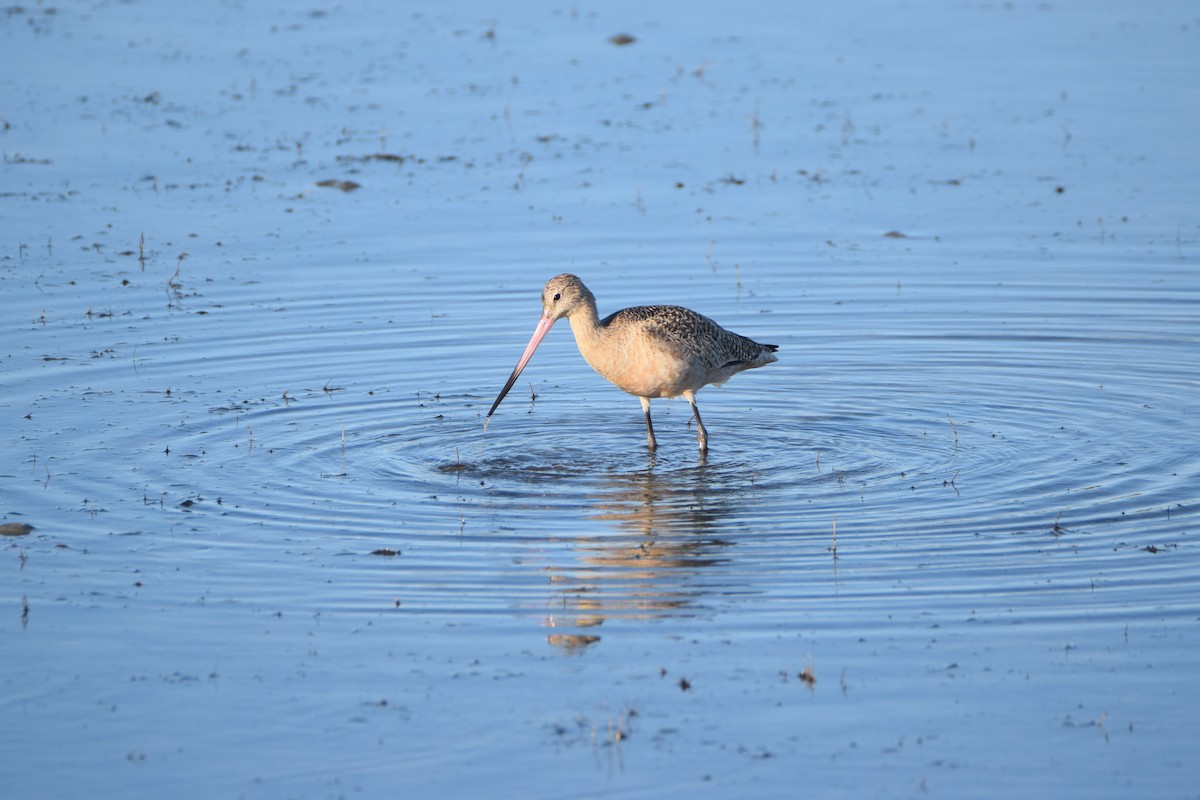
[
  {"left": 683, "top": 390, "right": 708, "bottom": 452},
  {"left": 639, "top": 396, "right": 657, "bottom": 451}
]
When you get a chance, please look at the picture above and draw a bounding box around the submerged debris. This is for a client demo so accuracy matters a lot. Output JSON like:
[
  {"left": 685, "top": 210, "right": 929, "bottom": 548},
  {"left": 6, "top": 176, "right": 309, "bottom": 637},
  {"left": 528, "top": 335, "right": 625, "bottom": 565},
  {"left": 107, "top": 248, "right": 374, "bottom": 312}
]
[
  {"left": 316, "top": 179, "right": 361, "bottom": 192},
  {"left": 336, "top": 153, "right": 404, "bottom": 164}
]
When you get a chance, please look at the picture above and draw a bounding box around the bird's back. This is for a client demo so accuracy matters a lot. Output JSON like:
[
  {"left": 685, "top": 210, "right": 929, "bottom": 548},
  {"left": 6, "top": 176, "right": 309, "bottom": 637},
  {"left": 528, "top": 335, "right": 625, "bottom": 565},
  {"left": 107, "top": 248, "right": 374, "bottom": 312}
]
[{"left": 596, "top": 305, "right": 777, "bottom": 396}]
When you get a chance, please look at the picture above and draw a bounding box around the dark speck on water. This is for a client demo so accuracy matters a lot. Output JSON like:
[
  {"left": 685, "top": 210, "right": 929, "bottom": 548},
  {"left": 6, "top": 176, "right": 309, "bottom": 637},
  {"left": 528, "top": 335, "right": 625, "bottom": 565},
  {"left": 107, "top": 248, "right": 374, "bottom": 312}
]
[{"left": 316, "top": 178, "right": 361, "bottom": 192}]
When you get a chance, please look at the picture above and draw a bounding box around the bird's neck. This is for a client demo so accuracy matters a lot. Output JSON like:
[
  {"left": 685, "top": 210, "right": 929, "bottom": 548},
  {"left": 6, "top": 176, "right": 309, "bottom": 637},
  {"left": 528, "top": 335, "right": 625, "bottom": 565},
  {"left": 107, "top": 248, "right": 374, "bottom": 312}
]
[{"left": 566, "top": 295, "right": 604, "bottom": 357}]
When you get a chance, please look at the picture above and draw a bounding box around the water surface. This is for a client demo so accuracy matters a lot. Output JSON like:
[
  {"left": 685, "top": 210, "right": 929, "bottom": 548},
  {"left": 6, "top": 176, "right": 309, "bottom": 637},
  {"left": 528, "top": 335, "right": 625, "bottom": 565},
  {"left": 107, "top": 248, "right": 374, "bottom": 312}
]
[{"left": 2, "top": 2, "right": 1198, "bottom": 798}]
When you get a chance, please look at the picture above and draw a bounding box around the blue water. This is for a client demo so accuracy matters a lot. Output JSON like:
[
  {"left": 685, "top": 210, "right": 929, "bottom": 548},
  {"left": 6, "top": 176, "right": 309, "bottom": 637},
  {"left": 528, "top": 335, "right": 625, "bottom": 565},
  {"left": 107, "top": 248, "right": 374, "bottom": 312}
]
[{"left": 3, "top": 2, "right": 1198, "bottom": 798}]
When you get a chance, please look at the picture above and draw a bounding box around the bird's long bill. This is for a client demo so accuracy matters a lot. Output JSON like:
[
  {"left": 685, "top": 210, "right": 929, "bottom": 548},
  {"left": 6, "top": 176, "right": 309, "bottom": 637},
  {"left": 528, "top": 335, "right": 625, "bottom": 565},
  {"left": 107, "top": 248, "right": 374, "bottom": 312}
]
[{"left": 486, "top": 313, "right": 556, "bottom": 419}]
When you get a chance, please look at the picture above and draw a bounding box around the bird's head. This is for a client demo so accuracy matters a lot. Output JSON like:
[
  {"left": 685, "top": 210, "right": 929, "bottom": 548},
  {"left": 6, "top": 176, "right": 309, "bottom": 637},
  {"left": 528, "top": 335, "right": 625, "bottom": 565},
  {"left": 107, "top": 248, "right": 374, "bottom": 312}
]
[{"left": 541, "top": 273, "right": 595, "bottom": 321}]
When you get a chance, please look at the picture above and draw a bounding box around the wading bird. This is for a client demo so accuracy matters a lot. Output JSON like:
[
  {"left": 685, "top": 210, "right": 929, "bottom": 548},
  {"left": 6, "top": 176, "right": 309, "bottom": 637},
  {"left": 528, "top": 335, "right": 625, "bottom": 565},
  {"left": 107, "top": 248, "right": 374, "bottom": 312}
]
[{"left": 486, "top": 274, "right": 778, "bottom": 453}]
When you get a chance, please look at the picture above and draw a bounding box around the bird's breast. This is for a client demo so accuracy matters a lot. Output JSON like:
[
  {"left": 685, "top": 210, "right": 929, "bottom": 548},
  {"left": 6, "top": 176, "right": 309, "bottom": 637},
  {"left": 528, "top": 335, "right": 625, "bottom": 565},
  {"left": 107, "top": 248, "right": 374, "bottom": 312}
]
[{"left": 576, "top": 325, "right": 701, "bottom": 398}]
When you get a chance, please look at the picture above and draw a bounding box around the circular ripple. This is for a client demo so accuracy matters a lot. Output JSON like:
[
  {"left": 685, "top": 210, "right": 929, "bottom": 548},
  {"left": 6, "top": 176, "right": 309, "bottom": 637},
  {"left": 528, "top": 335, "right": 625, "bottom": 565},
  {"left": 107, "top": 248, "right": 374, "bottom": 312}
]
[{"left": 7, "top": 252, "right": 1197, "bottom": 626}]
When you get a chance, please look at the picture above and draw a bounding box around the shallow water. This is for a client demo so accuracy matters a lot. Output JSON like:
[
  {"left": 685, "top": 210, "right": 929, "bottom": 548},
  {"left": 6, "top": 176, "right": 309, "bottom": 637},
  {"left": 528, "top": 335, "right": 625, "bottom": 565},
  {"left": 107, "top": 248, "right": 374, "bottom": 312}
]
[{"left": 3, "top": 2, "right": 1199, "bottom": 798}]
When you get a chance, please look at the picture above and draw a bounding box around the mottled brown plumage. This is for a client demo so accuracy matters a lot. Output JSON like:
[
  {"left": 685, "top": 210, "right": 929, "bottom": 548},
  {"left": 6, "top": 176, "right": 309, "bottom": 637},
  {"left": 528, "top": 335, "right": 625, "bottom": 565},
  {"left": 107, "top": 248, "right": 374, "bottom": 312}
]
[{"left": 487, "top": 273, "right": 778, "bottom": 453}]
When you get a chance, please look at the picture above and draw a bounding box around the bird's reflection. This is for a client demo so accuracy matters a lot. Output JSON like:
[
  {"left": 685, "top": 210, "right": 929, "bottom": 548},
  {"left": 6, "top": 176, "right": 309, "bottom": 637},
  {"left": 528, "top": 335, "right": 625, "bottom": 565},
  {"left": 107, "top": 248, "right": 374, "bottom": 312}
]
[{"left": 541, "top": 458, "right": 755, "bottom": 652}]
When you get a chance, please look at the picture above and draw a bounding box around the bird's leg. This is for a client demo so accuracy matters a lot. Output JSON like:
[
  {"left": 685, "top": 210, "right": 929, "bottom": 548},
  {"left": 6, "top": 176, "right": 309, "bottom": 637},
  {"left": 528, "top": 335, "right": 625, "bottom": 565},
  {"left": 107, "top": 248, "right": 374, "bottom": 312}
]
[
  {"left": 684, "top": 391, "right": 708, "bottom": 453},
  {"left": 639, "top": 396, "right": 657, "bottom": 451}
]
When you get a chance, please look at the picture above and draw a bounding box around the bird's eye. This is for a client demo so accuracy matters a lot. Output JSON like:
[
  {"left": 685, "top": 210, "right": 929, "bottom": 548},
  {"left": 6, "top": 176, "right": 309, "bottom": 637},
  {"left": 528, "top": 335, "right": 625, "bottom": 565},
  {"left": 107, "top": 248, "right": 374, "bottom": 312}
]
[{"left": 553, "top": 292, "right": 561, "bottom": 302}]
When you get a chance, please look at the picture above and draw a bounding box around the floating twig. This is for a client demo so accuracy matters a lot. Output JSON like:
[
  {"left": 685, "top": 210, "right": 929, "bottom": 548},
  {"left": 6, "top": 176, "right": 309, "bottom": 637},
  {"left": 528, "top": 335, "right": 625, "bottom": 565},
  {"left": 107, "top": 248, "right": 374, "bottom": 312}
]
[{"left": 798, "top": 661, "right": 817, "bottom": 688}]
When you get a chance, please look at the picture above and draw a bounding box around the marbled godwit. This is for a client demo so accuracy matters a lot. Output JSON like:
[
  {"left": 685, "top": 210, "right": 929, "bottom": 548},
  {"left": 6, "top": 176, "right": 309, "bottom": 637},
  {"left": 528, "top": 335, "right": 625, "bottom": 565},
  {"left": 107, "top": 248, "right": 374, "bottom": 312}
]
[{"left": 486, "top": 273, "right": 778, "bottom": 453}]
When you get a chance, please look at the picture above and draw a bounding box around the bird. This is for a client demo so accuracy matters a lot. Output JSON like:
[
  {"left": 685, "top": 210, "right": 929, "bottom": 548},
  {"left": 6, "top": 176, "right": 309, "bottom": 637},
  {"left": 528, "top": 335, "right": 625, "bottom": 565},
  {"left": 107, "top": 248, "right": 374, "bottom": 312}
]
[{"left": 486, "top": 273, "right": 778, "bottom": 453}]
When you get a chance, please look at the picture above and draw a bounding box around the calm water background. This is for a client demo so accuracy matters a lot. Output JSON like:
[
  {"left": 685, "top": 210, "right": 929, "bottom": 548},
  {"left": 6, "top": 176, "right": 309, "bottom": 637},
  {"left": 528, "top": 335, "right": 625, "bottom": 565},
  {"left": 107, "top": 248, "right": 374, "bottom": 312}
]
[{"left": 3, "top": 2, "right": 1198, "bottom": 798}]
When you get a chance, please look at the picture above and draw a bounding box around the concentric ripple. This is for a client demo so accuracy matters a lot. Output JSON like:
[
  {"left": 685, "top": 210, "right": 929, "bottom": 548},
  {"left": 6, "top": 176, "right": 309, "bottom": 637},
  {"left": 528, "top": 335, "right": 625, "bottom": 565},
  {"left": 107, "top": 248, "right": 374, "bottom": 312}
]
[
  {"left": 7, "top": 247, "right": 1197, "bottom": 632},
  {"left": 108, "top": 268, "right": 1192, "bottom": 629}
]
